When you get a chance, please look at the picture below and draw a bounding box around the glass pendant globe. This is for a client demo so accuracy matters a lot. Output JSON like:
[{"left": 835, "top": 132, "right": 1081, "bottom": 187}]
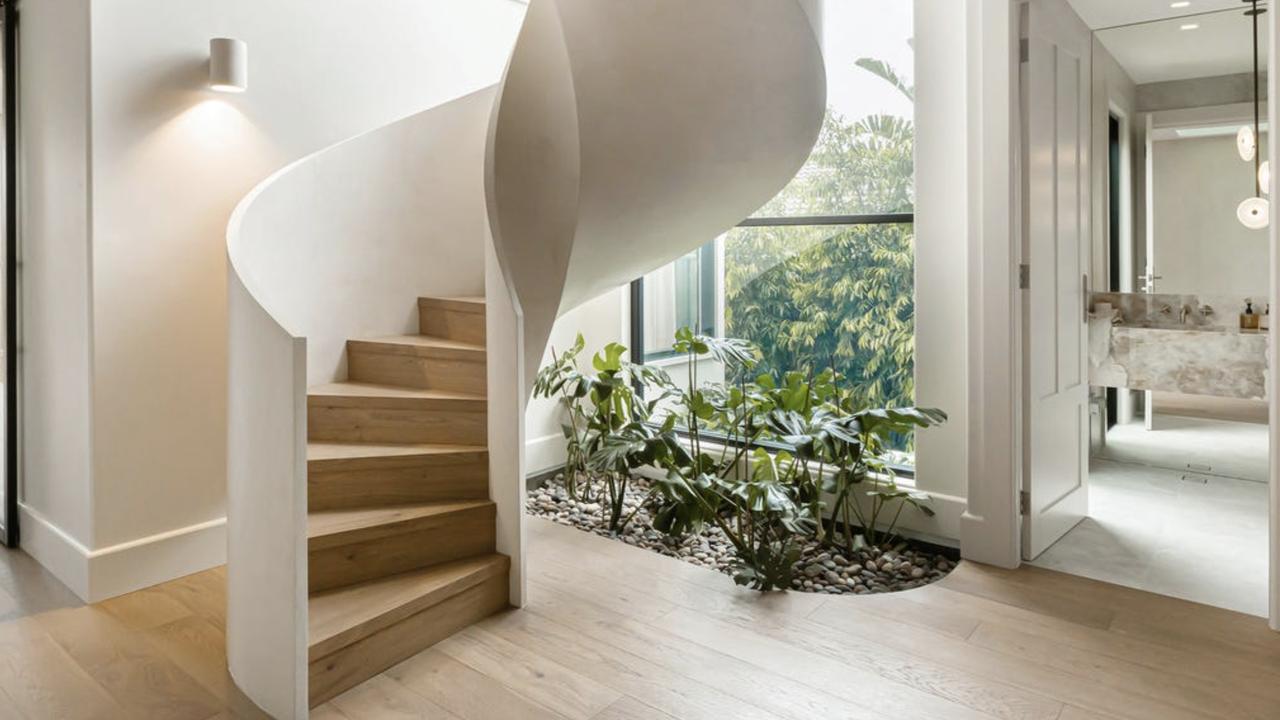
[
  {"left": 1260, "top": 161, "right": 1271, "bottom": 195},
  {"left": 1238, "top": 125, "right": 1257, "bottom": 162},
  {"left": 1237, "top": 196, "right": 1269, "bottom": 229}
]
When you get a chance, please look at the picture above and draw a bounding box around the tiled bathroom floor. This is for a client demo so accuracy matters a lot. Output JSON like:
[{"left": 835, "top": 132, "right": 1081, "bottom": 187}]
[
  {"left": 1033, "top": 417, "right": 1269, "bottom": 617},
  {"left": 1095, "top": 414, "right": 1268, "bottom": 483}
]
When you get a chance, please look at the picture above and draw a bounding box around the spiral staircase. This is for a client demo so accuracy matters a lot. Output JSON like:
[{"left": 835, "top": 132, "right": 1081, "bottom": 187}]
[{"left": 225, "top": 1, "right": 825, "bottom": 716}]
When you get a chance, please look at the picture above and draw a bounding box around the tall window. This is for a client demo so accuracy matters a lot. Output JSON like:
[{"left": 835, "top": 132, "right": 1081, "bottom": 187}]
[{"left": 633, "top": 1, "right": 917, "bottom": 459}]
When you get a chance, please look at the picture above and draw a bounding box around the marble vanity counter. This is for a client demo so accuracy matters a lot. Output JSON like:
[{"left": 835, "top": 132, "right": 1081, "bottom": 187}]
[{"left": 1089, "top": 319, "right": 1269, "bottom": 400}]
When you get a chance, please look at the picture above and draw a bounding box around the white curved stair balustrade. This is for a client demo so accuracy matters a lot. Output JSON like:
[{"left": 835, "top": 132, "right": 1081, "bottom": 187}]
[
  {"left": 226, "top": 87, "right": 519, "bottom": 719},
  {"left": 486, "top": 0, "right": 827, "bottom": 387}
]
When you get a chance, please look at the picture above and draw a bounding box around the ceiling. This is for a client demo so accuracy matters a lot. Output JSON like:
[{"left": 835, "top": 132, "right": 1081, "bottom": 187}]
[
  {"left": 1094, "top": 7, "right": 1270, "bottom": 84},
  {"left": 1066, "top": 0, "right": 1245, "bottom": 30}
]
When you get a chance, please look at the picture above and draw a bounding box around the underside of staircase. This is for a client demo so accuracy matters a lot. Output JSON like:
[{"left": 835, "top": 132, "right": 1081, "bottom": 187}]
[{"left": 306, "top": 296, "right": 509, "bottom": 706}]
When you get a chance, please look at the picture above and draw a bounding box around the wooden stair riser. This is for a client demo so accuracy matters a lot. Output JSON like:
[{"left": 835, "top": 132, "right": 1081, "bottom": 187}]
[
  {"left": 347, "top": 346, "right": 486, "bottom": 395},
  {"left": 418, "top": 299, "right": 486, "bottom": 346},
  {"left": 309, "top": 505, "right": 496, "bottom": 592},
  {"left": 308, "top": 452, "right": 489, "bottom": 511},
  {"left": 308, "top": 571, "right": 508, "bottom": 706},
  {"left": 308, "top": 404, "right": 486, "bottom": 445}
]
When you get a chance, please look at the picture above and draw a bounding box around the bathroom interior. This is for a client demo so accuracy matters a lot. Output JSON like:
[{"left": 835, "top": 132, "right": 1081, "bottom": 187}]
[{"left": 1038, "top": 1, "right": 1272, "bottom": 616}]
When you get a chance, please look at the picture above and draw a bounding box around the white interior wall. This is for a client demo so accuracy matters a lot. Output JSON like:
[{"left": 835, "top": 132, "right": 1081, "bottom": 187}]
[
  {"left": 525, "top": 288, "right": 628, "bottom": 476},
  {"left": 17, "top": 0, "right": 95, "bottom": 596},
  {"left": 912, "top": 0, "right": 970, "bottom": 538},
  {"left": 1151, "top": 135, "right": 1270, "bottom": 298},
  {"left": 21, "top": 0, "right": 526, "bottom": 600}
]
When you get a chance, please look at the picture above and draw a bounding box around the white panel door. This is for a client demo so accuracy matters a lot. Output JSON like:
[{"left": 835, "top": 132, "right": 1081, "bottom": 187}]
[{"left": 1022, "top": 0, "right": 1092, "bottom": 560}]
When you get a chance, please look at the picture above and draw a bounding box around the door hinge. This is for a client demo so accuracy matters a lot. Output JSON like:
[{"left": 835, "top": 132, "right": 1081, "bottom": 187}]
[
  {"left": 1019, "top": 490, "right": 1031, "bottom": 515},
  {"left": 1018, "top": 264, "right": 1030, "bottom": 290},
  {"left": 1019, "top": 38, "right": 1029, "bottom": 64}
]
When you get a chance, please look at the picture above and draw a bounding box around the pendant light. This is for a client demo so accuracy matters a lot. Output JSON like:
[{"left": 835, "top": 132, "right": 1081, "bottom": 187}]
[
  {"left": 1237, "top": 0, "right": 1269, "bottom": 228},
  {"left": 1238, "top": 125, "right": 1257, "bottom": 161}
]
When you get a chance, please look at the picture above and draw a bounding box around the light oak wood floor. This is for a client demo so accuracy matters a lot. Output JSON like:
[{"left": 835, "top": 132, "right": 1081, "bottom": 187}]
[{"left": 1, "top": 516, "right": 1278, "bottom": 719}]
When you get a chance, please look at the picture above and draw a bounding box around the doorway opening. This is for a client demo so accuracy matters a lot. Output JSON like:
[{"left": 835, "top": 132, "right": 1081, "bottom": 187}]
[{"left": 1024, "top": 0, "right": 1271, "bottom": 618}]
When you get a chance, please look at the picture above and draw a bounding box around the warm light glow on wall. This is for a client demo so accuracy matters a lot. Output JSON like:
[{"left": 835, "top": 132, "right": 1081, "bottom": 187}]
[{"left": 209, "top": 38, "right": 248, "bottom": 93}]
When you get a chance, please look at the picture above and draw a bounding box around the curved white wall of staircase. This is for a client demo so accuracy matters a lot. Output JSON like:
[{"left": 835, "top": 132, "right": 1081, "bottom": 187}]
[
  {"left": 487, "top": 0, "right": 827, "bottom": 385},
  {"left": 225, "top": 88, "right": 502, "bottom": 719}
]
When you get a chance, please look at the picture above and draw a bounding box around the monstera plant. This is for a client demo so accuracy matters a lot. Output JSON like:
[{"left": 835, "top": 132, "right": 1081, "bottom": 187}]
[{"left": 535, "top": 328, "right": 947, "bottom": 591}]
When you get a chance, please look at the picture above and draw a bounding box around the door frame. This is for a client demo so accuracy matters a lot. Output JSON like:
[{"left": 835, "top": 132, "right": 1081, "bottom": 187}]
[
  {"left": 961, "top": 0, "right": 1280, "bottom": 631},
  {"left": 2, "top": 0, "right": 17, "bottom": 549}
]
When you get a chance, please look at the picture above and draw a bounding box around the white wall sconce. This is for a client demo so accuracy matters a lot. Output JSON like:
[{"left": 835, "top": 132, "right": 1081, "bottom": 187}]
[{"left": 209, "top": 38, "right": 248, "bottom": 93}]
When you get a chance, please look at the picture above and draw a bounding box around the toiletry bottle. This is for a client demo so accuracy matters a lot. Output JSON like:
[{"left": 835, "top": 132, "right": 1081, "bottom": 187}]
[
  {"left": 1242, "top": 300, "right": 1259, "bottom": 330},
  {"left": 1263, "top": 304, "right": 1271, "bottom": 331}
]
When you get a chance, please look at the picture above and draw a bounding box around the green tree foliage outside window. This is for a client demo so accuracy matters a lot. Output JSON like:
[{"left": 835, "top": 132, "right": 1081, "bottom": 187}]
[{"left": 723, "top": 55, "right": 916, "bottom": 439}]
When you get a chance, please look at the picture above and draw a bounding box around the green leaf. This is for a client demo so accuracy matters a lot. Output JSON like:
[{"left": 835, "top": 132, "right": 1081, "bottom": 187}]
[{"left": 592, "top": 342, "right": 627, "bottom": 373}]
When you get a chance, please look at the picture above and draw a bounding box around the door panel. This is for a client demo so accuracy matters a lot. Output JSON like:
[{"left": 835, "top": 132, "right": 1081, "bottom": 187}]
[{"left": 1023, "top": 0, "right": 1091, "bottom": 560}]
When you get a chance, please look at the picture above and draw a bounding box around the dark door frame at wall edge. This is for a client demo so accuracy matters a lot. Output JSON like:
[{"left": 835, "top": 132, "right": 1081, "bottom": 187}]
[
  {"left": 1105, "top": 113, "right": 1120, "bottom": 431},
  {"left": 3, "top": 0, "right": 18, "bottom": 548}
]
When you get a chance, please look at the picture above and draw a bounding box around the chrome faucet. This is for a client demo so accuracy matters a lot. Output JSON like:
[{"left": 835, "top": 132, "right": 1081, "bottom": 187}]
[
  {"left": 1201, "top": 304, "right": 1214, "bottom": 318},
  {"left": 1180, "top": 305, "right": 1191, "bottom": 324}
]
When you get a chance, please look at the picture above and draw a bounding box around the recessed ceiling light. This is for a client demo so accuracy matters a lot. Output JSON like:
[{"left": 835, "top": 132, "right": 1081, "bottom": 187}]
[
  {"left": 1180, "top": 23, "right": 1200, "bottom": 30},
  {"left": 1170, "top": 1, "right": 1191, "bottom": 8}
]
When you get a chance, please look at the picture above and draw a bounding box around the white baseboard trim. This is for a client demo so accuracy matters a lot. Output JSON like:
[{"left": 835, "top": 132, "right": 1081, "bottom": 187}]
[
  {"left": 959, "top": 510, "right": 1021, "bottom": 568},
  {"left": 18, "top": 504, "right": 91, "bottom": 599},
  {"left": 18, "top": 503, "right": 227, "bottom": 602},
  {"left": 526, "top": 432, "right": 567, "bottom": 477},
  {"left": 88, "top": 517, "right": 227, "bottom": 602}
]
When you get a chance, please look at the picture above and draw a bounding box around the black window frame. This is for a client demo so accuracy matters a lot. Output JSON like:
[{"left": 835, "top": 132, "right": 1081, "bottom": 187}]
[{"left": 629, "top": 211, "right": 916, "bottom": 478}]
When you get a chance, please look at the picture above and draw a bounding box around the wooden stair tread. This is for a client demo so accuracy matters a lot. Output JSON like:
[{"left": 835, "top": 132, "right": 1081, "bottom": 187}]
[
  {"left": 308, "top": 500, "right": 493, "bottom": 541},
  {"left": 307, "top": 441, "right": 487, "bottom": 463},
  {"left": 308, "top": 554, "right": 508, "bottom": 661},
  {"left": 308, "top": 382, "right": 485, "bottom": 406},
  {"left": 349, "top": 334, "right": 485, "bottom": 355},
  {"left": 419, "top": 296, "right": 485, "bottom": 313}
]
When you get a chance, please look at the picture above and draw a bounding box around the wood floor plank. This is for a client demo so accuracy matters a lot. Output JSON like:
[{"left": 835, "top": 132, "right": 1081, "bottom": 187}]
[
  {"left": 591, "top": 695, "right": 680, "bottom": 720},
  {"left": 310, "top": 702, "right": 355, "bottom": 720},
  {"left": 143, "top": 615, "right": 271, "bottom": 719},
  {"left": 935, "top": 564, "right": 1116, "bottom": 630},
  {"left": 529, "top": 523, "right": 826, "bottom": 620},
  {"left": 385, "top": 647, "right": 567, "bottom": 720},
  {"left": 34, "top": 605, "right": 224, "bottom": 720},
  {"left": 98, "top": 584, "right": 195, "bottom": 631},
  {"left": 953, "top": 563, "right": 1280, "bottom": 666},
  {"left": 807, "top": 597, "right": 1215, "bottom": 720},
  {"left": 472, "top": 600, "right": 782, "bottom": 720},
  {"left": 1057, "top": 706, "right": 1122, "bottom": 720},
  {"left": 437, "top": 625, "right": 622, "bottom": 720},
  {"left": 528, "top": 583, "right": 893, "bottom": 720},
  {"left": 156, "top": 569, "right": 228, "bottom": 631},
  {"left": 0, "top": 617, "right": 124, "bottom": 720},
  {"left": 533, "top": 528, "right": 1058, "bottom": 720},
  {"left": 329, "top": 674, "right": 459, "bottom": 719},
  {"left": 1, "top": 520, "right": 1275, "bottom": 720},
  {"left": 0, "top": 581, "right": 19, "bottom": 619},
  {"left": 967, "top": 620, "right": 1275, "bottom": 720},
  {"left": 660, "top": 606, "right": 1060, "bottom": 720},
  {"left": 528, "top": 568, "right": 677, "bottom": 624},
  {"left": 810, "top": 584, "right": 982, "bottom": 640},
  {"left": 900, "top": 583, "right": 1280, "bottom": 693}
]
